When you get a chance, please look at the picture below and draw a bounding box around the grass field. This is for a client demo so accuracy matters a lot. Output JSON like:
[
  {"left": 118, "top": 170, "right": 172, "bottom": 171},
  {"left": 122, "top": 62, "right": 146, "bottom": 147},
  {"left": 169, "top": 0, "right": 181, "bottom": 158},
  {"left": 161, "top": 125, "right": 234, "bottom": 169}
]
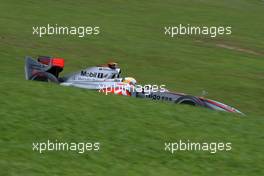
[{"left": 0, "top": 0, "right": 263, "bottom": 175}]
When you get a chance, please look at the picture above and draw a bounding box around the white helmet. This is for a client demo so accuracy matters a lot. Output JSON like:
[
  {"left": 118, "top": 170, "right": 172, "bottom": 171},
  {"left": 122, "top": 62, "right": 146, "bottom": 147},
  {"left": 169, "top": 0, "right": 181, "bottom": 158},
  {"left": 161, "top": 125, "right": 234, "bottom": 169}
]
[{"left": 122, "top": 77, "right": 137, "bottom": 85}]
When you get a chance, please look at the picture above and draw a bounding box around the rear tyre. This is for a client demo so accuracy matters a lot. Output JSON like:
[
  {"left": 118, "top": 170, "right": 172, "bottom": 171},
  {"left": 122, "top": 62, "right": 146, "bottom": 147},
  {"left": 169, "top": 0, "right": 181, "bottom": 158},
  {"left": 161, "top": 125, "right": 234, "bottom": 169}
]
[
  {"left": 30, "top": 72, "right": 59, "bottom": 83},
  {"left": 175, "top": 95, "right": 205, "bottom": 107}
]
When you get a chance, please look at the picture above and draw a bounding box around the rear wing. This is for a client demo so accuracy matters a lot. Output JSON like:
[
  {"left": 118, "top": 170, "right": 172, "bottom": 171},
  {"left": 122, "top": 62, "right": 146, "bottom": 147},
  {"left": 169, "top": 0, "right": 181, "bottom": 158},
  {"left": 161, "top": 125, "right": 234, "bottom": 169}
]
[
  {"left": 24, "top": 56, "right": 65, "bottom": 80},
  {"left": 24, "top": 56, "right": 46, "bottom": 80}
]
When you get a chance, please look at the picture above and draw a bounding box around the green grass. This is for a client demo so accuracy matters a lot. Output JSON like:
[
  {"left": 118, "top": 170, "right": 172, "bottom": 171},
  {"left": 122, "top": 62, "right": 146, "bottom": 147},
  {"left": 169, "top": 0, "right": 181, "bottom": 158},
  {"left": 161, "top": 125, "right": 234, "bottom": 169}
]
[{"left": 0, "top": 0, "right": 263, "bottom": 175}]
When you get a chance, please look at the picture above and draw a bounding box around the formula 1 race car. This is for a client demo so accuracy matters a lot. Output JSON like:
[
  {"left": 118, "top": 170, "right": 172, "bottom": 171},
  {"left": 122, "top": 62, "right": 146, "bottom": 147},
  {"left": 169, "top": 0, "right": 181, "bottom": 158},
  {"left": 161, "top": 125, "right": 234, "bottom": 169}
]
[{"left": 24, "top": 56, "right": 244, "bottom": 115}]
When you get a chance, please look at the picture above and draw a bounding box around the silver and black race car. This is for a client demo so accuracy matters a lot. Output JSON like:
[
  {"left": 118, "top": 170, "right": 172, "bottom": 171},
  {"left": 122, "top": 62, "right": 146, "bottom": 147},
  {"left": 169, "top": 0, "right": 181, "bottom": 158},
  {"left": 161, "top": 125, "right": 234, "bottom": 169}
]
[{"left": 25, "top": 56, "right": 244, "bottom": 115}]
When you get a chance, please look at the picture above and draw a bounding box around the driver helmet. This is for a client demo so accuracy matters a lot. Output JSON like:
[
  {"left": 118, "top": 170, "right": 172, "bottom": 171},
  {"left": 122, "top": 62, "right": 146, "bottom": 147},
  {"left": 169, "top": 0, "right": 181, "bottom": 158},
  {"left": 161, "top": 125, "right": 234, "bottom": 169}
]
[
  {"left": 107, "top": 62, "right": 118, "bottom": 69},
  {"left": 122, "top": 77, "right": 137, "bottom": 85}
]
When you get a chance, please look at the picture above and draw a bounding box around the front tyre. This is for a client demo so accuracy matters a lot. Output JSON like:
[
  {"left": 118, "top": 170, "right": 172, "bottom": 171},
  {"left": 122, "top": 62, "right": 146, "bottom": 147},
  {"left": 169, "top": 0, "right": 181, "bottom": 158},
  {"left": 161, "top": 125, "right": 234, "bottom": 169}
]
[{"left": 175, "top": 95, "right": 205, "bottom": 107}]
